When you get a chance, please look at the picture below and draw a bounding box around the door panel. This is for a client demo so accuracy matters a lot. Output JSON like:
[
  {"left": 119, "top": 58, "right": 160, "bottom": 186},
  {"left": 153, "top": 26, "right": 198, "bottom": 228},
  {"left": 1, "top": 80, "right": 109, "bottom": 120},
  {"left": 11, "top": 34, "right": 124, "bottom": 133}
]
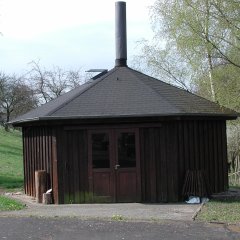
[
  {"left": 115, "top": 130, "right": 138, "bottom": 202},
  {"left": 93, "top": 171, "right": 112, "bottom": 202},
  {"left": 88, "top": 130, "right": 114, "bottom": 202},
  {"left": 116, "top": 170, "right": 137, "bottom": 202},
  {"left": 88, "top": 128, "right": 140, "bottom": 203}
]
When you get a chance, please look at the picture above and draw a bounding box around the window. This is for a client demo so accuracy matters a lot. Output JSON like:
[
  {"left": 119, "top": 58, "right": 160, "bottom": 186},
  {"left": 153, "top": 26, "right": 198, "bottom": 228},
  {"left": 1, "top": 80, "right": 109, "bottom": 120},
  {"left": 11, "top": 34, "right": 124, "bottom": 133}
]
[
  {"left": 118, "top": 132, "right": 136, "bottom": 168},
  {"left": 92, "top": 133, "right": 110, "bottom": 168}
]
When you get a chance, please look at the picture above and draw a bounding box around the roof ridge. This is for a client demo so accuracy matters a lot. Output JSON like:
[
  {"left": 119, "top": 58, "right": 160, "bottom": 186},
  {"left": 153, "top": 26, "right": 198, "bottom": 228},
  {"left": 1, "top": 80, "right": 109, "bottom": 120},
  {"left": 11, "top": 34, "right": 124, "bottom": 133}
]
[
  {"left": 48, "top": 67, "right": 118, "bottom": 116},
  {"left": 128, "top": 67, "right": 224, "bottom": 109},
  {"left": 126, "top": 67, "right": 180, "bottom": 112},
  {"left": 128, "top": 66, "right": 187, "bottom": 91}
]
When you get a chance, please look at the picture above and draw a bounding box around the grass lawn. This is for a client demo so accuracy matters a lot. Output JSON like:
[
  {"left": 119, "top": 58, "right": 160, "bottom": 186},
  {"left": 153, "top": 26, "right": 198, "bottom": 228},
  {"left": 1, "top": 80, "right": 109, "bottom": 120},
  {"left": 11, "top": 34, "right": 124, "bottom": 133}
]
[
  {"left": 0, "top": 195, "right": 25, "bottom": 211},
  {"left": 197, "top": 199, "right": 240, "bottom": 223},
  {"left": 0, "top": 127, "right": 23, "bottom": 189}
]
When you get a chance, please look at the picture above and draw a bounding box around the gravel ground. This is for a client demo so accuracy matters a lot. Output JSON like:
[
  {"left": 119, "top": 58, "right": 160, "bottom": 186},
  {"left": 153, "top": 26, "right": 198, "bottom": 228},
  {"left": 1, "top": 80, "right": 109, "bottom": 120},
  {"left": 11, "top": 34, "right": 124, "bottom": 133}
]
[
  {"left": 0, "top": 193, "right": 201, "bottom": 221},
  {"left": 1, "top": 192, "right": 240, "bottom": 239}
]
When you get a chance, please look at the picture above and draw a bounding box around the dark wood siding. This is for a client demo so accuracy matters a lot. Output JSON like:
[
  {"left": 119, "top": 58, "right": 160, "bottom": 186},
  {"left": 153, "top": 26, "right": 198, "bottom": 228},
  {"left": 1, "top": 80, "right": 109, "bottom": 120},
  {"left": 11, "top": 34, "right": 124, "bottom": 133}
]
[
  {"left": 56, "top": 129, "right": 88, "bottom": 204},
  {"left": 140, "top": 120, "right": 228, "bottom": 202},
  {"left": 22, "top": 126, "right": 54, "bottom": 198},
  {"left": 177, "top": 120, "right": 228, "bottom": 195},
  {"left": 140, "top": 122, "right": 178, "bottom": 202},
  {"left": 22, "top": 118, "right": 228, "bottom": 204}
]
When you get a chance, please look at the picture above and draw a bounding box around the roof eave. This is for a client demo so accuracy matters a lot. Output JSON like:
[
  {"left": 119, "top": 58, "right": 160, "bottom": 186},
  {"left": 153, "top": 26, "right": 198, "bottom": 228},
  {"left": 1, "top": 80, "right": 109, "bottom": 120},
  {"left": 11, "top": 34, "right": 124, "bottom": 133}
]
[
  {"left": 9, "top": 117, "right": 40, "bottom": 125},
  {"left": 10, "top": 113, "right": 238, "bottom": 126}
]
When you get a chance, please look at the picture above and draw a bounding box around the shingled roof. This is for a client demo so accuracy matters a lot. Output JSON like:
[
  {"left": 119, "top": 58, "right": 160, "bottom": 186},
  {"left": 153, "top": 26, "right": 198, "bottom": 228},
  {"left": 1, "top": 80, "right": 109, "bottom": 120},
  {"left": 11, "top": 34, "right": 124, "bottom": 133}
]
[{"left": 11, "top": 66, "right": 237, "bottom": 125}]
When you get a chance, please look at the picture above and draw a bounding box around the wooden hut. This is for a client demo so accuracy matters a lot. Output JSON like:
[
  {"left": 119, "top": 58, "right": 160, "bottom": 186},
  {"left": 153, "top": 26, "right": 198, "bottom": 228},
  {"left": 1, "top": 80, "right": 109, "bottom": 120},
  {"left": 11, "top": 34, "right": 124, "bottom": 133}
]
[{"left": 11, "top": 2, "right": 238, "bottom": 204}]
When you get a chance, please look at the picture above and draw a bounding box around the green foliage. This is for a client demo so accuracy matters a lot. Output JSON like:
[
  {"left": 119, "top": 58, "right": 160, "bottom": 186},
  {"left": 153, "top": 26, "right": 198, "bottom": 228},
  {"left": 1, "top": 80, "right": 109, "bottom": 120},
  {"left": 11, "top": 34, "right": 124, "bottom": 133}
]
[
  {"left": 111, "top": 214, "right": 125, "bottom": 221},
  {"left": 134, "top": 0, "right": 240, "bottom": 102},
  {"left": 0, "top": 127, "right": 23, "bottom": 189},
  {"left": 0, "top": 195, "right": 25, "bottom": 211},
  {"left": 133, "top": 42, "right": 194, "bottom": 90},
  {"left": 227, "top": 121, "right": 240, "bottom": 185},
  {"left": 230, "top": 186, "right": 240, "bottom": 190},
  {"left": 197, "top": 199, "right": 240, "bottom": 223},
  {"left": 151, "top": 0, "right": 240, "bottom": 67}
]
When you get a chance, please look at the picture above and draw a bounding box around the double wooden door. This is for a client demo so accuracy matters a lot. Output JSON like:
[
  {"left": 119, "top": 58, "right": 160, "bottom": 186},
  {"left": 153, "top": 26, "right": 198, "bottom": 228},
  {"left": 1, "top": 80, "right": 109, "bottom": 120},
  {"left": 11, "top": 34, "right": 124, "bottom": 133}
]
[{"left": 88, "top": 128, "right": 141, "bottom": 202}]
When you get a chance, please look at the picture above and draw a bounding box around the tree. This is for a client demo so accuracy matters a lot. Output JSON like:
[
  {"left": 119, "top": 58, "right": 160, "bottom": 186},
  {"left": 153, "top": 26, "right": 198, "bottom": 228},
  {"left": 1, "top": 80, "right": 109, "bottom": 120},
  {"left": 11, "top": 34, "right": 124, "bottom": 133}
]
[
  {"left": 134, "top": 0, "right": 240, "bottom": 101},
  {"left": 134, "top": 0, "right": 240, "bottom": 180},
  {"left": 27, "top": 61, "right": 84, "bottom": 104},
  {"left": 133, "top": 41, "right": 194, "bottom": 91},
  {"left": 0, "top": 72, "right": 37, "bottom": 131},
  {"left": 0, "top": 62, "right": 86, "bottom": 131}
]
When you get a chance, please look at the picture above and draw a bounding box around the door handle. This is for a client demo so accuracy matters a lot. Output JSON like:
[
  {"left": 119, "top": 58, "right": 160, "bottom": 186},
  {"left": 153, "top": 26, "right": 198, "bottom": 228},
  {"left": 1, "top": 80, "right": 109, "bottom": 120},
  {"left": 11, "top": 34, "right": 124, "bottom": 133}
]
[{"left": 115, "top": 164, "right": 120, "bottom": 170}]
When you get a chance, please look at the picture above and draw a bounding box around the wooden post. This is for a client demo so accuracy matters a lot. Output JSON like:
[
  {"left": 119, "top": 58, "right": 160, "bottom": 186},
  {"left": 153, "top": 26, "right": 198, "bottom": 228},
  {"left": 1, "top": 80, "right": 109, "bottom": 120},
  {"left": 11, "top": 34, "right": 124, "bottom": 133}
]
[
  {"left": 43, "top": 193, "right": 52, "bottom": 204},
  {"left": 35, "top": 170, "right": 47, "bottom": 203}
]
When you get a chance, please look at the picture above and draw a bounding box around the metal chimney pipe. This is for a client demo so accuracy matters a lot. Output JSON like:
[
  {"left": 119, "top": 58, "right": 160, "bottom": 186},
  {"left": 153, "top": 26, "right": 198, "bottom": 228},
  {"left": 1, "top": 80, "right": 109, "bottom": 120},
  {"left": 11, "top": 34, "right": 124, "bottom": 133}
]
[{"left": 115, "top": 1, "right": 127, "bottom": 67}]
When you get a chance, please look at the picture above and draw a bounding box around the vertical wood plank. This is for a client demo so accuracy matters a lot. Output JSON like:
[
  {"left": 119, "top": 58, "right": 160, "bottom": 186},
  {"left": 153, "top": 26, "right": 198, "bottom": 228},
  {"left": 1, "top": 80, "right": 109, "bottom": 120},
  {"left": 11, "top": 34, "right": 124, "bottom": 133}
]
[
  {"left": 203, "top": 121, "right": 210, "bottom": 190},
  {"left": 177, "top": 122, "right": 185, "bottom": 201},
  {"left": 78, "top": 131, "right": 84, "bottom": 203},
  {"left": 52, "top": 128, "right": 59, "bottom": 204},
  {"left": 216, "top": 121, "right": 223, "bottom": 192},
  {"left": 183, "top": 121, "right": 190, "bottom": 171},
  {"left": 213, "top": 121, "right": 219, "bottom": 192},
  {"left": 143, "top": 129, "right": 151, "bottom": 201},
  {"left": 82, "top": 130, "right": 89, "bottom": 202},
  {"left": 198, "top": 121, "right": 205, "bottom": 171},
  {"left": 149, "top": 128, "right": 157, "bottom": 202},
  {"left": 31, "top": 128, "right": 34, "bottom": 196},
  {"left": 221, "top": 121, "right": 228, "bottom": 190},
  {"left": 139, "top": 129, "right": 146, "bottom": 202},
  {"left": 154, "top": 128, "right": 161, "bottom": 202},
  {"left": 208, "top": 121, "right": 215, "bottom": 192},
  {"left": 73, "top": 131, "right": 80, "bottom": 203},
  {"left": 166, "top": 122, "right": 178, "bottom": 202},
  {"left": 160, "top": 124, "right": 168, "bottom": 202},
  {"left": 194, "top": 121, "right": 200, "bottom": 170}
]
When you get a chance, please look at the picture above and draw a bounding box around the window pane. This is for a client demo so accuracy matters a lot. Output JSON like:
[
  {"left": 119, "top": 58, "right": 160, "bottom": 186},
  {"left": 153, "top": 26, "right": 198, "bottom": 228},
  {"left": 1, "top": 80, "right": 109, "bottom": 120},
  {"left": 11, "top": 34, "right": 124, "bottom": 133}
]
[
  {"left": 92, "top": 133, "right": 110, "bottom": 168},
  {"left": 118, "top": 132, "right": 136, "bottom": 168}
]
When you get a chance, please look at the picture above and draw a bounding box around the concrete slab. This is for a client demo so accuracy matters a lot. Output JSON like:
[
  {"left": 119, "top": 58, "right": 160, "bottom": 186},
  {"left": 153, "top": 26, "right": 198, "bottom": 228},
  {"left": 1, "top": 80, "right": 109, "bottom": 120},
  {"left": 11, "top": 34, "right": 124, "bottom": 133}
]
[{"left": 0, "top": 193, "right": 202, "bottom": 221}]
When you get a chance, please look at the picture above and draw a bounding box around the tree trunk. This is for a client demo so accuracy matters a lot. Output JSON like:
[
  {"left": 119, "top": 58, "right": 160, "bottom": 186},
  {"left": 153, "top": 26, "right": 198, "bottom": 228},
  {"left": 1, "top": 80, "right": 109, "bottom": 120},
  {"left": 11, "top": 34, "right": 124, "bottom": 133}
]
[
  {"left": 4, "top": 110, "right": 10, "bottom": 131},
  {"left": 207, "top": 52, "right": 216, "bottom": 102},
  {"left": 204, "top": 0, "right": 216, "bottom": 102}
]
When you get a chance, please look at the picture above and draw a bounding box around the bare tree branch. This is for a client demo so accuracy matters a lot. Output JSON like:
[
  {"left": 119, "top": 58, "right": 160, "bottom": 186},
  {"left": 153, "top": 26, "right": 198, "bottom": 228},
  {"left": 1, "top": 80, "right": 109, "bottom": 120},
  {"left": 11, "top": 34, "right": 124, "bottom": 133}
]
[{"left": 27, "top": 61, "right": 84, "bottom": 104}]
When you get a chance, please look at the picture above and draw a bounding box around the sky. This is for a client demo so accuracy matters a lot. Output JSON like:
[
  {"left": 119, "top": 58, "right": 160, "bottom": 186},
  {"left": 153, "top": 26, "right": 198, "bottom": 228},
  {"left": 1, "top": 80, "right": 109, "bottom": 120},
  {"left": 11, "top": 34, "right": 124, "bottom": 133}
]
[{"left": 0, "top": 0, "right": 155, "bottom": 76}]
